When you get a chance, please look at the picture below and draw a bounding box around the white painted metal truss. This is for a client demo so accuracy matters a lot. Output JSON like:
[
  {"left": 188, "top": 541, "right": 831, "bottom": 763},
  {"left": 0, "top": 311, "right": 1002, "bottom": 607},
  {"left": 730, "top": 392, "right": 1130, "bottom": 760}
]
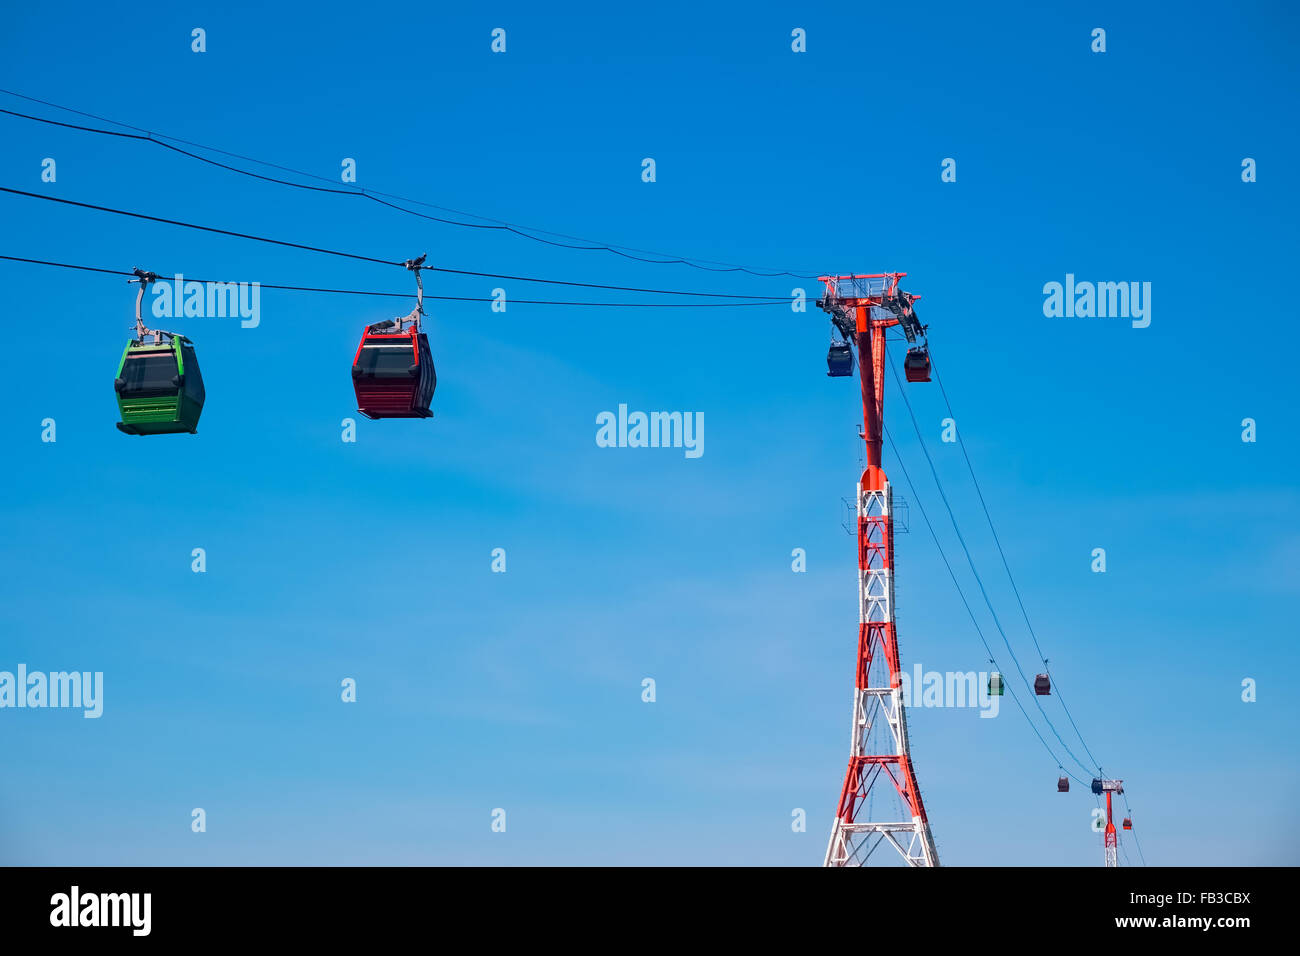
[
  {"left": 824, "top": 477, "right": 939, "bottom": 868},
  {"left": 827, "top": 821, "right": 935, "bottom": 867}
]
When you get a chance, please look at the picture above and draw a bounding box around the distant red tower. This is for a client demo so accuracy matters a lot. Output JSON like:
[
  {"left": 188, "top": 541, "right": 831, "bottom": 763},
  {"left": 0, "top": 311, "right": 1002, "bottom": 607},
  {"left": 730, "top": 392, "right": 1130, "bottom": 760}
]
[
  {"left": 818, "top": 273, "right": 938, "bottom": 867},
  {"left": 1094, "top": 778, "right": 1124, "bottom": 867}
]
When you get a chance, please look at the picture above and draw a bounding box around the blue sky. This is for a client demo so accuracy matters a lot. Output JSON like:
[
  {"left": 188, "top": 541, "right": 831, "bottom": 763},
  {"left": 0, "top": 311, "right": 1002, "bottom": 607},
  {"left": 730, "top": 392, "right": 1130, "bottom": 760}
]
[{"left": 1, "top": 1, "right": 1297, "bottom": 865}]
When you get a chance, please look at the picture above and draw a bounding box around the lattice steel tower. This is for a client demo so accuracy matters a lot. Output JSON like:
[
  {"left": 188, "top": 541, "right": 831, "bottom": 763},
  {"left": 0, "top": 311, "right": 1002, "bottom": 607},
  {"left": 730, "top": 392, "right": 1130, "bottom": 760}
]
[
  {"left": 1094, "top": 778, "right": 1124, "bottom": 868},
  {"left": 818, "top": 273, "right": 939, "bottom": 867}
]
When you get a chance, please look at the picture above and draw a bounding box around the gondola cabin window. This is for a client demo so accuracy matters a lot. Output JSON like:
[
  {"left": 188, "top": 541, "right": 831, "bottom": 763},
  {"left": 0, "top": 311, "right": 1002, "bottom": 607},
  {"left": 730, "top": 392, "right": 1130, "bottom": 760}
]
[
  {"left": 355, "top": 342, "right": 417, "bottom": 375},
  {"left": 119, "top": 351, "right": 180, "bottom": 396}
]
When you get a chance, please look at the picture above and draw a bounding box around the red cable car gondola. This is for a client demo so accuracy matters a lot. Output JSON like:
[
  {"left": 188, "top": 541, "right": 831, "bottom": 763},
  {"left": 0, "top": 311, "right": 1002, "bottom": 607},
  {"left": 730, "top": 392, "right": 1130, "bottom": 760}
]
[
  {"left": 352, "top": 255, "right": 436, "bottom": 420},
  {"left": 1057, "top": 776, "right": 1070, "bottom": 793},
  {"left": 1034, "top": 673, "right": 1051, "bottom": 695},
  {"left": 904, "top": 346, "right": 931, "bottom": 382},
  {"left": 1122, "top": 817, "right": 1132, "bottom": 830}
]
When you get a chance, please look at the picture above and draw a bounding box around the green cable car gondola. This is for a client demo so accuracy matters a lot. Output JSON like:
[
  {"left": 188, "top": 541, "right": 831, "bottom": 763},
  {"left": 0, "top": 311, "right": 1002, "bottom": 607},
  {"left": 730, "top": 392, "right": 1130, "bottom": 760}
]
[{"left": 114, "top": 269, "right": 206, "bottom": 435}]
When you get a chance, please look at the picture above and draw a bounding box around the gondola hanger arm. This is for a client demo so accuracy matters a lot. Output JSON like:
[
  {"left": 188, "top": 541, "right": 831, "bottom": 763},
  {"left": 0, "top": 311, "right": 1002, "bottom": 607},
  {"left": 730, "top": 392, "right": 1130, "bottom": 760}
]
[
  {"left": 397, "top": 253, "right": 427, "bottom": 332},
  {"left": 128, "top": 267, "right": 163, "bottom": 342}
]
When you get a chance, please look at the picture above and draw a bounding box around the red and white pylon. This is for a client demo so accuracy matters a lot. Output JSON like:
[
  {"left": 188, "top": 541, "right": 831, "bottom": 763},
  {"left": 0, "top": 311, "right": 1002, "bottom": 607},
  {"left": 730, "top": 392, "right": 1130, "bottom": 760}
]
[
  {"left": 1095, "top": 778, "right": 1124, "bottom": 867},
  {"left": 820, "top": 274, "right": 939, "bottom": 867}
]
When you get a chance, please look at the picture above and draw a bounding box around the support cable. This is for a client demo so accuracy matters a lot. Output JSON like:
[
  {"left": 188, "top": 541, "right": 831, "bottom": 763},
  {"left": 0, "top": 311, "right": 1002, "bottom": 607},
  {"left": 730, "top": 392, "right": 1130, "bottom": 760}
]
[
  {"left": 884, "top": 424, "right": 1089, "bottom": 787},
  {"left": 886, "top": 353, "right": 1095, "bottom": 778},
  {"left": 0, "top": 187, "right": 795, "bottom": 300},
  {"left": 0, "top": 255, "right": 788, "bottom": 307},
  {"left": 0, "top": 92, "right": 821, "bottom": 279},
  {"left": 929, "top": 353, "right": 1104, "bottom": 774}
]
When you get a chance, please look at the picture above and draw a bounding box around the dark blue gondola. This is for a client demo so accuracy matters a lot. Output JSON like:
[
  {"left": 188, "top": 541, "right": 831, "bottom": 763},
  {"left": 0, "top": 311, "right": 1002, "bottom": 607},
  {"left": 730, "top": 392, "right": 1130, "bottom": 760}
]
[{"left": 827, "top": 343, "right": 854, "bottom": 377}]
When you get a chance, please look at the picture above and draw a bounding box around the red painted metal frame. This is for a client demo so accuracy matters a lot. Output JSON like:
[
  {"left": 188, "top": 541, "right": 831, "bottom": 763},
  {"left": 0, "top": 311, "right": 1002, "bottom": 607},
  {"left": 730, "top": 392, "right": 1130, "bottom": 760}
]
[
  {"left": 351, "top": 331, "right": 418, "bottom": 368},
  {"left": 1105, "top": 790, "right": 1118, "bottom": 855}
]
